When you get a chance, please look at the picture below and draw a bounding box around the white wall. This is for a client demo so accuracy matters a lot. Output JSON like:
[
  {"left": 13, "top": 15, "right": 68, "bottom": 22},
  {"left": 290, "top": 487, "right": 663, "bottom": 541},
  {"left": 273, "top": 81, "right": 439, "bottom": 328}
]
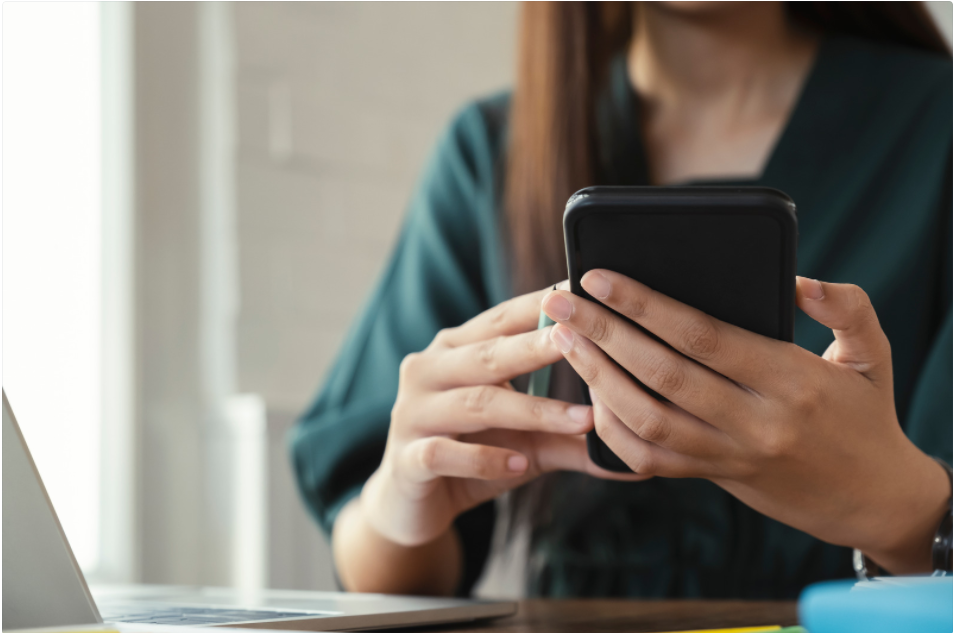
[
  {"left": 125, "top": 1, "right": 517, "bottom": 592},
  {"left": 234, "top": 2, "right": 517, "bottom": 589},
  {"left": 232, "top": 2, "right": 517, "bottom": 413}
]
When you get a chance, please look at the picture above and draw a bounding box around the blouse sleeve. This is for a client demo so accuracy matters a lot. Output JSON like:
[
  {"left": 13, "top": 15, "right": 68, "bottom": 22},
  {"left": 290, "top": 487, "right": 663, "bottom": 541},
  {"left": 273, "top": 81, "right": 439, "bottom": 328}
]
[{"left": 289, "top": 101, "right": 505, "bottom": 595}]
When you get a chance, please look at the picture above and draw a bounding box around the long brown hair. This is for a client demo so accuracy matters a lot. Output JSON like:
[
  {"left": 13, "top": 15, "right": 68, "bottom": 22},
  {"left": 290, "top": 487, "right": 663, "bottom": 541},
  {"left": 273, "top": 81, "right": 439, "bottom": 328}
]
[{"left": 505, "top": 1, "right": 950, "bottom": 294}]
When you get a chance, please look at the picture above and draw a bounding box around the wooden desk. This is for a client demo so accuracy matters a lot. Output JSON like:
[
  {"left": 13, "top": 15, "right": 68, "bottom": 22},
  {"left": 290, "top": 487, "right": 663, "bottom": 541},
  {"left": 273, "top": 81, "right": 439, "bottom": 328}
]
[{"left": 413, "top": 600, "right": 798, "bottom": 633}]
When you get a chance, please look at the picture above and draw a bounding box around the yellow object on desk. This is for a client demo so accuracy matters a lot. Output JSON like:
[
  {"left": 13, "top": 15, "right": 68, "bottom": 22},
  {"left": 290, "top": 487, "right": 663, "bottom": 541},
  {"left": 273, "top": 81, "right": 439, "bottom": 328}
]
[{"left": 663, "top": 627, "right": 781, "bottom": 633}]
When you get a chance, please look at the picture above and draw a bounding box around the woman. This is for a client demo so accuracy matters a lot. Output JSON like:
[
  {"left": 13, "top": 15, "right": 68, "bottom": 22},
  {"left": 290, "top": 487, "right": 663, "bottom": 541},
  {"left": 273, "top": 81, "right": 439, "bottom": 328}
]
[{"left": 292, "top": 2, "right": 952, "bottom": 598}]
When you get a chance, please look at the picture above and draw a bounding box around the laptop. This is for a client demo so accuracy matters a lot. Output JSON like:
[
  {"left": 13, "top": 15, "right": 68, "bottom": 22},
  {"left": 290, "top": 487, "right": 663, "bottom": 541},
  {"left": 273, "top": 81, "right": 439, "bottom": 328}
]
[{"left": 2, "top": 392, "right": 515, "bottom": 631}]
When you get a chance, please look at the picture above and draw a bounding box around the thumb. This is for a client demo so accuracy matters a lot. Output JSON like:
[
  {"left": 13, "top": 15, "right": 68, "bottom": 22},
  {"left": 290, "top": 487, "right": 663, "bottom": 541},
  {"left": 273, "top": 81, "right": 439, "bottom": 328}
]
[{"left": 795, "top": 277, "right": 891, "bottom": 381}]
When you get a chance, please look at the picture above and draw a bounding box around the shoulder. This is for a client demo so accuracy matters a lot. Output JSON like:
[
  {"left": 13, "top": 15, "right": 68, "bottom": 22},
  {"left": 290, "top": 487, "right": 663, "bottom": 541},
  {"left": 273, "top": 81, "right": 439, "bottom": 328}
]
[
  {"left": 447, "top": 91, "right": 512, "bottom": 141},
  {"left": 412, "top": 91, "right": 511, "bottom": 226},
  {"left": 431, "top": 91, "right": 512, "bottom": 185},
  {"left": 404, "top": 91, "right": 512, "bottom": 257}
]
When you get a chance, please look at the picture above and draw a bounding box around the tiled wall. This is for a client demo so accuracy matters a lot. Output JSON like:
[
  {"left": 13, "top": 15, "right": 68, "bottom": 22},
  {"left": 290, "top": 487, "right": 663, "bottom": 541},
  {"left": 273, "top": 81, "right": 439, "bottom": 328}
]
[{"left": 233, "top": 2, "right": 517, "bottom": 414}]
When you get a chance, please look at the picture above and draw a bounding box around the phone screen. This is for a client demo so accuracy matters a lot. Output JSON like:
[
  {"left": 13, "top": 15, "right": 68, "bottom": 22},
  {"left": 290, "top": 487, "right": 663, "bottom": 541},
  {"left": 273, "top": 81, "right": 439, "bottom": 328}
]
[{"left": 574, "top": 212, "right": 786, "bottom": 339}]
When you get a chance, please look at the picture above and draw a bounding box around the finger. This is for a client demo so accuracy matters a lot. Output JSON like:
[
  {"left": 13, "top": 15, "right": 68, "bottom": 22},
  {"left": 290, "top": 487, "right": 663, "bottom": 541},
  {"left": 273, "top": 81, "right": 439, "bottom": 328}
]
[
  {"left": 403, "top": 436, "right": 528, "bottom": 483},
  {"left": 589, "top": 388, "right": 707, "bottom": 478},
  {"left": 466, "top": 428, "right": 648, "bottom": 482},
  {"left": 432, "top": 284, "right": 561, "bottom": 350},
  {"left": 546, "top": 320, "right": 732, "bottom": 453},
  {"left": 422, "top": 326, "right": 563, "bottom": 387},
  {"left": 795, "top": 277, "right": 891, "bottom": 382},
  {"left": 546, "top": 296, "right": 752, "bottom": 432},
  {"left": 530, "top": 432, "right": 650, "bottom": 481},
  {"left": 587, "top": 372, "right": 731, "bottom": 459},
  {"left": 411, "top": 386, "right": 593, "bottom": 436},
  {"left": 563, "top": 270, "right": 789, "bottom": 391}
]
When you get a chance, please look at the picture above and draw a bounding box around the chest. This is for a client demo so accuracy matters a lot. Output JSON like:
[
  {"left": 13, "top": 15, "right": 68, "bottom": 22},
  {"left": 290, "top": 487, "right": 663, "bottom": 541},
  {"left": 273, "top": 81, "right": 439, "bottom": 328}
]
[{"left": 640, "top": 102, "right": 789, "bottom": 186}]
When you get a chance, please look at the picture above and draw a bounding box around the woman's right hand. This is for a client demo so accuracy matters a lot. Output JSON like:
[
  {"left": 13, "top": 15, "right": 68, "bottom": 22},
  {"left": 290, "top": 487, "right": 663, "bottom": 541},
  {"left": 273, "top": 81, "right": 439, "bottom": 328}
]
[{"left": 359, "top": 285, "right": 644, "bottom": 550}]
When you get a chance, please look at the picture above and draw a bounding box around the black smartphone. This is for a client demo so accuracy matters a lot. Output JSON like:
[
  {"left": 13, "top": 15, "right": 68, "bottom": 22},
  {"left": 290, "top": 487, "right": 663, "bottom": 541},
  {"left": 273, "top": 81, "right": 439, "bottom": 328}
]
[{"left": 563, "top": 186, "right": 798, "bottom": 473}]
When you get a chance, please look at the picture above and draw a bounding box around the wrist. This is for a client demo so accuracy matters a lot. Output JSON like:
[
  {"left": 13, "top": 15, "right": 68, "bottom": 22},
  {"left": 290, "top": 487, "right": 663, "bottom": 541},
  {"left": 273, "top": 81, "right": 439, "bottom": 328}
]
[
  {"left": 333, "top": 491, "right": 461, "bottom": 595},
  {"left": 858, "top": 447, "right": 950, "bottom": 574},
  {"left": 358, "top": 466, "right": 407, "bottom": 544},
  {"left": 360, "top": 465, "right": 456, "bottom": 548}
]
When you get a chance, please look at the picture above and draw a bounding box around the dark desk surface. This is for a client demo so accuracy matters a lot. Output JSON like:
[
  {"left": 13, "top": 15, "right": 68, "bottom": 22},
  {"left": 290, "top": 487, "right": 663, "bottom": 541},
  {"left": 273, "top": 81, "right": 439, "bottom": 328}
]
[{"left": 417, "top": 600, "right": 798, "bottom": 633}]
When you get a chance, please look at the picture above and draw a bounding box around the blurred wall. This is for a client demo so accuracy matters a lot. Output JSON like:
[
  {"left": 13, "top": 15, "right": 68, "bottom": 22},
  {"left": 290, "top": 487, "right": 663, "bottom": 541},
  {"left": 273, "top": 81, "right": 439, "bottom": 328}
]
[
  {"left": 233, "top": 3, "right": 517, "bottom": 412},
  {"left": 231, "top": 2, "right": 517, "bottom": 589}
]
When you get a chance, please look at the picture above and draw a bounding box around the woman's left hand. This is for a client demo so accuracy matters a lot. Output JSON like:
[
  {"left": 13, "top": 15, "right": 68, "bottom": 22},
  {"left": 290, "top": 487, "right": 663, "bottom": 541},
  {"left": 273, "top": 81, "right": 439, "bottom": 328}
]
[{"left": 541, "top": 270, "right": 950, "bottom": 574}]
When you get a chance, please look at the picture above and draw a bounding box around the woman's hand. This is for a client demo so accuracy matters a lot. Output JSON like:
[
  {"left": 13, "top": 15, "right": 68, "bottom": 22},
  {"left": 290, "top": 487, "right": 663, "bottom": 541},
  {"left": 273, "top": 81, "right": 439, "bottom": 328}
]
[
  {"left": 338, "top": 285, "right": 642, "bottom": 594},
  {"left": 345, "top": 285, "right": 641, "bottom": 592},
  {"left": 541, "top": 270, "right": 950, "bottom": 574}
]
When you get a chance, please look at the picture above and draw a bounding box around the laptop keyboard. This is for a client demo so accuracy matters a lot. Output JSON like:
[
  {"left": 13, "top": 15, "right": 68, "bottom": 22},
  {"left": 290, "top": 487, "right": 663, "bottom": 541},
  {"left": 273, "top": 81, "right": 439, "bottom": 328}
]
[{"left": 106, "top": 606, "right": 333, "bottom": 626}]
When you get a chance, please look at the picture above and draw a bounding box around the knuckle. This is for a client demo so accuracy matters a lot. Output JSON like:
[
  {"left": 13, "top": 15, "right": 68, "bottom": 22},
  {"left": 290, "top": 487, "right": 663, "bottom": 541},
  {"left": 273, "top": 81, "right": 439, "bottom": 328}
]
[
  {"left": 680, "top": 317, "right": 721, "bottom": 360},
  {"left": 462, "top": 385, "right": 496, "bottom": 414},
  {"left": 881, "top": 336, "right": 893, "bottom": 362},
  {"left": 489, "top": 302, "right": 511, "bottom": 329},
  {"left": 528, "top": 398, "right": 548, "bottom": 423},
  {"left": 398, "top": 352, "right": 422, "bottom": 382},
  {"left": 788, "top": 375, "right": 824, "bottom": 415},
  {"left": 626, "top": 446, "right": 656, "bottom": 476},
  {"left": 620, "top": 293, "right": 650, "bottom": 320},
  {"left": 431, "top": 328, "right": 454, "bottom": 348},
  {"left": 643, "top": 355, "right": 687, "bottom": 395},
  {"left": 760, "top": 424, "right": 797, "bottom": 460},
  {"left": 390, "top": 395, "right": 410, "bottom": 425},
  {"left": 576, "top": 358, "right": 603, "bottom": 387},
  {"left": 476, "top": 336, "right": 502, "bottom": 373},
  {"left": 848, "top": 284, "right": 871, "bottom": 310},
  {"left": 632, "top": 407, "right": 671, "bottom": 445},
  {"left": 846, "top": 285, "right": 878, "bottom": 327},
  {"left": 419, "top": 438, "right": 441, "bottom": 472},
  {"left": 527, "top": 328, "right": 546, "bottom": 355},
  {"left": 470, "top": 447, "right": 497, "bottom": 479},
  {"left": 587, "top": 313, "right": 613, "bottom": 344}
]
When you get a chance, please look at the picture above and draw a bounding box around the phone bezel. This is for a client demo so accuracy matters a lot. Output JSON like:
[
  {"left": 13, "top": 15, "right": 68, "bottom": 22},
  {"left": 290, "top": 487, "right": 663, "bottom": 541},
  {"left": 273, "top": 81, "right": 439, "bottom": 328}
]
[{"left": 563, "top": 186, "right": 798, "bottom": 472}]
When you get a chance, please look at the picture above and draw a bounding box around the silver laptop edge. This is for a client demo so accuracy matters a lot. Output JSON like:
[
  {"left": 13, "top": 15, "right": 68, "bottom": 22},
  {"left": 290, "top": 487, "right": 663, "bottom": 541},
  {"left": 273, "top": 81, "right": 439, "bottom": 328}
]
[
  {"left": 3, "top": 391, "right": 103, "bottom": 629},
  {"left": 1, "top": 390, "right": 515, "bottom": 631}
]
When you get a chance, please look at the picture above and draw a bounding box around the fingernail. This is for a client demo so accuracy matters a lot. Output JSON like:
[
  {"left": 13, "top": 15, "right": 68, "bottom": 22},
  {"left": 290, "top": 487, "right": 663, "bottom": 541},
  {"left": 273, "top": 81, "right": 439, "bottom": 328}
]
[
  {"left": 507, "top": 454, "right": 528, "bottom": 472},
  {"left": 582, "top": 271, "right": 611, "bottom": 300},
  {"left": 550, "top": 325, "right": 574, "bottom": 353},
  {"left": 544, "top": 293, "right": 573, "bottom": 321},
  {"left": 567, "top": 405, "right": 591, "bottom": 426},
  {"left": 804, "top": 278, "right": 825, "bottom": 300},
  {"left": 556, "top": 279, "right": 570, "bottom": 290}
]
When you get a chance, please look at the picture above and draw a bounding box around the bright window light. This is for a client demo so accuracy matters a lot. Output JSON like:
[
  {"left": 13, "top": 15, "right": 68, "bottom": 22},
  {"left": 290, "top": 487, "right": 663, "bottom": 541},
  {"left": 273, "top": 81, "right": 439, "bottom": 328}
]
[{"left": 3, "top": 1, "right": 103, "bottom": 571}]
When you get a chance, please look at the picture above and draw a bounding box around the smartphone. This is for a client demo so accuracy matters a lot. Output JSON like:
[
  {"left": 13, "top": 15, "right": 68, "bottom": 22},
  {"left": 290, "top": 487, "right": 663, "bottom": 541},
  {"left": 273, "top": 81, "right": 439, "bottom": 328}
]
[{"left": 563, "top": 186, "right": 798, "bottom": 472}]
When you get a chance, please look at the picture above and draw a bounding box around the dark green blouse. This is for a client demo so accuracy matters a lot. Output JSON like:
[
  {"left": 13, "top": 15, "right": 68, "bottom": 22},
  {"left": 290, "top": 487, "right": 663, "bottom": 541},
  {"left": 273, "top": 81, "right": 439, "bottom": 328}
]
[{"left": 291, "top": 36, "right": 952, "bottom": 599}]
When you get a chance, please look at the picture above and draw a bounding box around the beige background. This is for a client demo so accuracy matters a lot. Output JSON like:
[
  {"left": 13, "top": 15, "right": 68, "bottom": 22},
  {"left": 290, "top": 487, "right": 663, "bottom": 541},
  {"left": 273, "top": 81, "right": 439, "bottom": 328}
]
[
  {"left": 231, "top": 3, "right": 517, "bottom": 590},
  {"left": 233, "top": 3, "right": 517, "bottom": 413}
]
